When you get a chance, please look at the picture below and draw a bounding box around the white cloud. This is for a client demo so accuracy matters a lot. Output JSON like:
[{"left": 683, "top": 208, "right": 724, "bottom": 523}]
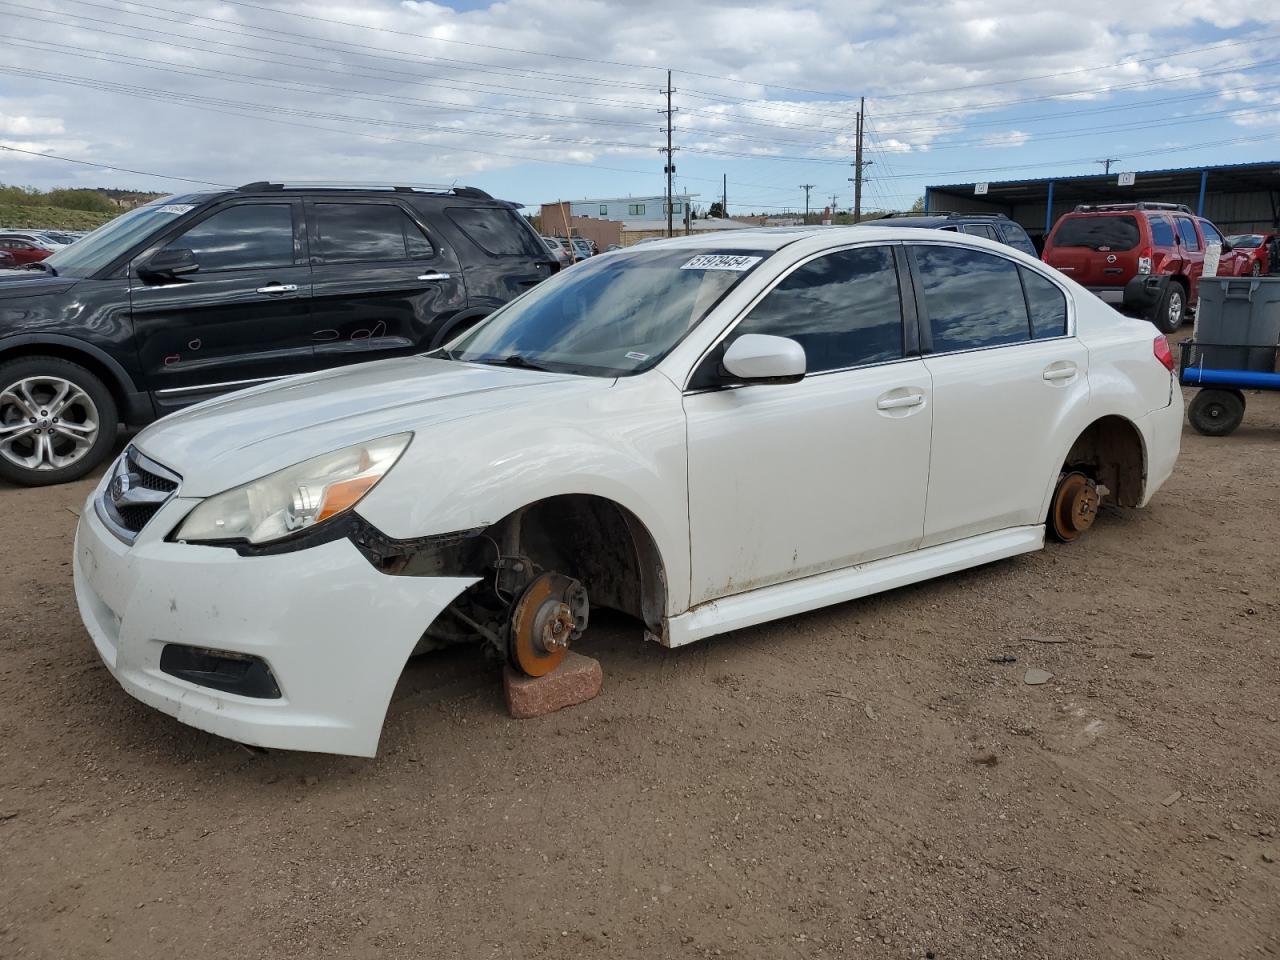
[
  {"left": 0, "top": 0, "right": 1272, "bottom": 203},
  {"left": 0, "top": 114, "right": 64, "bottom": 136}
]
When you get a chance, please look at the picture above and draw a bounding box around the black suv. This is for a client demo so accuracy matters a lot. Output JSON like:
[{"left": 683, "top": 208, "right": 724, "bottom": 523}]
[
  {"left": 0, "top": 181, "right": 556, "bottom": 485},
  {"left": 864, "top": 212, "right": 1039, "bottom": 256}
]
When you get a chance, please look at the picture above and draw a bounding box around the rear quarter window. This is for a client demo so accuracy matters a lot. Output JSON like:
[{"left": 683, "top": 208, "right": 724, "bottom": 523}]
[
  {"left": 1019, "top": 267, "right": 1068, "bottom": 339},
  {"left": 1149, "top": 216, "right": 1175, "bottom": 247},
  {"left": 1000, "top": 224, "right": 1038, "bottom": 256},
  {"left": 446, "top": 206, "right": 544, "bottom": 257},
  {"left": 1052, "top": 215, "right": 1140, "bottom": 251}
]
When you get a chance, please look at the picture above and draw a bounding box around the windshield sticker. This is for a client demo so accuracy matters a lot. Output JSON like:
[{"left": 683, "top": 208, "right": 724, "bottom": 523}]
[
  {"left": 624, "top": 351, "right": 650, "bottom": 362},
  {"left": 680, "top": 254, "right": 762, "bottom": 272},
  {"left": 156, "top": 204, "right": 195, "bottom": 215}
]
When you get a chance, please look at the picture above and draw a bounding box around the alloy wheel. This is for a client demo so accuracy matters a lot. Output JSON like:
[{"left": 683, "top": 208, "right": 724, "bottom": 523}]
[
  {"left": 1168, "top": 290, "right": 1183, "bottom": 328},
  {"left": 0, "top": 376, "right": 100, "bottom": 472}
]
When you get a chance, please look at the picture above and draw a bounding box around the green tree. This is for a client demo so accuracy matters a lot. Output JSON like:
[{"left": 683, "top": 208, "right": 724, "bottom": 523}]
[
  {"left": 910, "top": 195, "right": 926, "bottom": 214},
  {"left": 707, "top": 200, "right": 725, "bottom": 219},
  {"left": 45, "top": 188, "right": 115, "bottom": 213}
]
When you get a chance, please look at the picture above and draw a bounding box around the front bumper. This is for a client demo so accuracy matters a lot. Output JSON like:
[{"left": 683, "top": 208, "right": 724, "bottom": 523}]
[{"left": 73, "top": 492, "right": 476, "bottom": 757}]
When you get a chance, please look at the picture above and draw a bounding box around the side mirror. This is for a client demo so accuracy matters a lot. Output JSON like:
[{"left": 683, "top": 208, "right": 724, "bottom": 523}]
[
  {"left": 1220, "top": 240, "right": 1233, "bottom": 253},
  {"left": 721, "top": 334, "right": 806, "bottom": 384},
  {"left": 138, "top": 247, "right": 198, "bottom": 281}
]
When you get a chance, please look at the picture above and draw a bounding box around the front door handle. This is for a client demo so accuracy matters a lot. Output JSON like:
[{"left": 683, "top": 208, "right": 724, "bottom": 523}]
[
  {"left": 417, "top": 272, "right": 450, "bottom": 281},
  {"left": 876, "top": 394, "right": 925, "bottom": 410},
  {"left": 256, "top": 283, "right": 298, "bottom": 295},
  {"left": 1043, "top": 361, "right": 1078, "bottom": 382}
]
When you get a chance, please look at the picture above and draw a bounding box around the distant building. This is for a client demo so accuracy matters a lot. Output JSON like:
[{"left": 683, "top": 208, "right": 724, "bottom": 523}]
[{"left": 550, "top": 194, "right": 697, "bottom": 229}]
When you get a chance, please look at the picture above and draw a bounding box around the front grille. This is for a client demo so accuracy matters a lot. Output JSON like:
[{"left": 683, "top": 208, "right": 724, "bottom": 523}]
[{"left": 95, "top": 447, "right": 181, "bottom": 544}]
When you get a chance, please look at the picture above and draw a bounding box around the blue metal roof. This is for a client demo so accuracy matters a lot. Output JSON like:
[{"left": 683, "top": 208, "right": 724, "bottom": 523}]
[{"left": 928, "top": 160, "right": 1280, "bottom": 192}]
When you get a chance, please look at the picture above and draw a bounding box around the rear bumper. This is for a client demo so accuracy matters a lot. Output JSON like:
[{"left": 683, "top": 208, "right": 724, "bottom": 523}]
[
  {"left": 1136, "top": 397, "right": 1183, "bottom": 507},
  {"left": 73, "top": 491, "right": 476, "bottom": 757}
]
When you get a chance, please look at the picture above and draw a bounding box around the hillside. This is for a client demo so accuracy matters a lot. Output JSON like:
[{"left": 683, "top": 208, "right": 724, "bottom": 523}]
[{"left": 0, "top": 203, "right": 117, "bottom": 231}]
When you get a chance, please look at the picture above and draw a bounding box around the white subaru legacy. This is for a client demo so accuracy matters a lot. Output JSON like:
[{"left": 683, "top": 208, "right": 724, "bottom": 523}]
[{"left": 73, "top": 227, "right": 1182, "bottom": 757}]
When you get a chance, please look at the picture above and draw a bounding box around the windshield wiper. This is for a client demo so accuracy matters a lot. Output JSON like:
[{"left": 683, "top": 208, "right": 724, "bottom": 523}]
[{"left": 469, "top": 354, "right": 553, "bottom": 372}]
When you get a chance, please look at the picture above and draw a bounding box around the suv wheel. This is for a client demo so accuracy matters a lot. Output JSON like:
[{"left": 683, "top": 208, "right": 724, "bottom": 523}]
[
  {"left": 0, "top": 356, "right": 119, "bottom": 486},
  {"left": 1152, "top": 283, "right": 1185, "bottom": 334}
]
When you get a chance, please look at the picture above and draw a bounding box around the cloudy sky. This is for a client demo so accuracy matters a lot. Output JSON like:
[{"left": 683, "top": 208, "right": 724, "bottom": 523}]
[{"left": 0, "top": 0, "right": 1277, "bottom": 213}]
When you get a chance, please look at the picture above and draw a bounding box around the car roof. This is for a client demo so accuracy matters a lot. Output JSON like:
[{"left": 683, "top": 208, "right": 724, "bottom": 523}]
[
  {"left": 866, "top": 215, "right": 1012, "bottom": 228},
  {"left": 616, "top": 224, "right": 1001, "bottom": 252}
]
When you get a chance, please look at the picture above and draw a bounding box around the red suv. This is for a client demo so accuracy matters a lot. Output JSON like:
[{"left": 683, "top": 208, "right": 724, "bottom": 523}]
[{"left": 1042, "top": 202, "right": 1245, "bottom": 334}]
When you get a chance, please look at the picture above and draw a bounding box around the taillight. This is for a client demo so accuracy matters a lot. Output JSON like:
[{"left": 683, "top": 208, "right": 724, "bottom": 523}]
[
  {"left": 1137, "top": 245, "right": 1153, "bottom": 275},
  {"left": 1153, "top": 334, "right": 1176, "bottom": 371}
]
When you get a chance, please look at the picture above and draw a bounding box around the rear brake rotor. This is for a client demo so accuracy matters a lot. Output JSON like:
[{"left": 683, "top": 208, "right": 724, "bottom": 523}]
[
  {"left": 508, "top": 572, "right": 589, "bottom": 677},
  {"left": 1050, "top": 471, "right": 1100, "bottom": 542}
]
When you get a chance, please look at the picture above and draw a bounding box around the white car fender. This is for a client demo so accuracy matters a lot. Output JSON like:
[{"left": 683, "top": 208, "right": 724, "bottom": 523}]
[{"left": 355, "top": 372, "right": 694, "bottom": 616}]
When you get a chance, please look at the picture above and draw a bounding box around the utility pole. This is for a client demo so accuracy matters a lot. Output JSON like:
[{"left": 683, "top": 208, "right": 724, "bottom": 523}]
[
  {"left": 1096, "top": 158, "right": 1120, "bottom": 174},
  {"left": 851, "top": 97, "right": 873, "bottom": 222},
  {"left": 829, "top": 194, "right": 838, "bottom": 213},
  {"left": 799, "top": 183, "right": 814, "bottom": 222},
  {"left": 722, "top": 173, "right": 727, "bottom": 219},
  {"left": 659, "top": 70, "right": 679, "bottom": 238}
]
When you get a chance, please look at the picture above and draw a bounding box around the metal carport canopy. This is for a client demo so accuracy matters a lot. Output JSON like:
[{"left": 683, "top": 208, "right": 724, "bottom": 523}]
[{"left": 925, "top": 161, "right": 1280, "bottom": 235}]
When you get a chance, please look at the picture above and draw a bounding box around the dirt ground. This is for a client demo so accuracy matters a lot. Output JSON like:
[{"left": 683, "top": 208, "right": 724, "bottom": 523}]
[{"left": 1, "top": 384, "right": 1278, "bottom": 960}]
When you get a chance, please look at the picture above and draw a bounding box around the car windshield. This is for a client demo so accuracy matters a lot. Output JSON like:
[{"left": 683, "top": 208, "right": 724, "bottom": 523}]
[
  {"left": 1052, "top": 215, "right": 1140, "bottom": 251},
  {"left": 1226, "top": 235, "right": 1263, "bottom": 248},
  {"left": 448, "top": 247, "right": 772, "bottom": 377},
  {"left": 42, "top": 196, "right": 210, "bottom": 277}
]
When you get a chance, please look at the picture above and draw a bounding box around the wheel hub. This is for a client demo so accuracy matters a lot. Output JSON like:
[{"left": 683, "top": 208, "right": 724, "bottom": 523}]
[
  {"left": 509, "top": 572, "right": 589, "bottom": 677},
  {"left": 1051, "top": 472, "right": 1099, "bottom": 542}
]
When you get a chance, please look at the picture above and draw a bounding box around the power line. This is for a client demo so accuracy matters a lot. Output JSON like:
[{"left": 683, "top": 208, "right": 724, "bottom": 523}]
[{"left": 0, "top": 144, "right": 231, "bottom": 186}]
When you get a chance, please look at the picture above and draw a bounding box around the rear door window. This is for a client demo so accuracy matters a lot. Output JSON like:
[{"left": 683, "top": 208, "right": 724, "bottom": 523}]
[
  {"left": 313, "top": 202, "right": 433, "bottom": 263},
  {"left": 962, "top": 224, "right": 999, "bottom": 240},
  {"left": 732, "top": 245, "right": 904, "bottom": 373},
  {"left": 446, "top": 206, "right": 544, "bottom": 257},
  {"left": 911, "top": 245, "right": 1030, "bottom": 352},
  {"left": 1052, "top": 215, "right": 1140, "bottom": 251},
  {"left": 1176, "top": 218, "right": 1201, "bottom": 251},
  {"left": 1148, "top": 216, "right": 1175, "bottom": 247}
]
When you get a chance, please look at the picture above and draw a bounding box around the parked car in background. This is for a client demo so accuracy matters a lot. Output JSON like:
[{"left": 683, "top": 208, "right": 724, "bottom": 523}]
[
  {"left": 0, "top": 233, "right": 58, "bottom": 266},
  {"left": 865, "top": 212, "right": 1038, "bottom": 257},
  {"left": 0, "top": 181, "right": 557, "bottom": 486},
  {"left": 1224, "top": 233, "right": 1276, "bottom": 276},
  {"left": 34, "top": 230, "right": 81, "bottom": 247},
  {"left": 541, "top": 235, "right": 572, "bottom": 267},
  {"left": 570, "top": 237, "right": 595, "bottom": 260},
  {"left": 0, "top": 250, "right": 16, "bottom": 269},
  {"left": 73, "top": 226, "right": 1181, "bottom": 757},
  {"left": 1042, "top": 202, "right": 1246, "bottom": 334}
]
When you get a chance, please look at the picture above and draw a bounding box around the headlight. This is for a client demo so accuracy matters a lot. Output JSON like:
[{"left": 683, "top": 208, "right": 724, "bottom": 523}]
[{"left": 175, "top": 433, "right": 411, "bottom": 545}]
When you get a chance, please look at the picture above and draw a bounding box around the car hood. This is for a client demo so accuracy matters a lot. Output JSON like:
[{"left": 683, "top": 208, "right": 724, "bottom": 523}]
[
  {"left": 0, "top": 271, "right": 78, "bottom": 296},
  {"left": 134, "top": 356, "right": 613, "bottom": 497}
]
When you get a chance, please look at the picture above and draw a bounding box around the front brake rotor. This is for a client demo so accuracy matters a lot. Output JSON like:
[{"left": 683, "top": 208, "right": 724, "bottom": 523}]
[{"left": 508, "top": 572, "right": 589, "bottom": 677}]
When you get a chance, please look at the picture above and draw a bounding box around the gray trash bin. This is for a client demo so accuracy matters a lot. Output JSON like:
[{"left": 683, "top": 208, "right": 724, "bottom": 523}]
[{"left": 1193, "top": 276, "right": 1280, "bottom": 372}]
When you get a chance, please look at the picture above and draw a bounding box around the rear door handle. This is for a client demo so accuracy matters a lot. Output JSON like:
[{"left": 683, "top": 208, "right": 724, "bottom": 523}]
[
  {"left": 1043, "top": 361, "right": 1078, "bottom": 382},
  {"left": 256, "top": 283, "right": 298, "bottom": 295},
  {"left": 876, "top": 394, "right": 924, "bottom": 410},
  {"left": 417, "top": 272, "right": 450, "bottom": 281}
]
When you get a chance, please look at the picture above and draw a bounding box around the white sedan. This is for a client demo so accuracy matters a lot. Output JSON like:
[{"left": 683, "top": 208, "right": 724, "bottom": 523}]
[{"left": 73, "top": 226, "right": 1182, "bottom": 757}]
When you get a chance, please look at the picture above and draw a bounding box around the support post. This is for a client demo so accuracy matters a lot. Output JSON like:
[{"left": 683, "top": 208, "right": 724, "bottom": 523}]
[
  {"left": 1197, "top": 170, "right": 1208, "bottom": 217},
  {"left": 1044, "top": 181, "right": 1055, "bottom": 236}
]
